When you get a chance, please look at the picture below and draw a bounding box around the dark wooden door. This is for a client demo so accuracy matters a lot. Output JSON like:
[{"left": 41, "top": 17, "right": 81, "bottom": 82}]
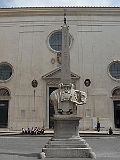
[
  {"left": 114, "top": 101, "right": 120, "bottom": 128},
  {"left": 0, "top": 100, "right": 8, "bottom": 128}
]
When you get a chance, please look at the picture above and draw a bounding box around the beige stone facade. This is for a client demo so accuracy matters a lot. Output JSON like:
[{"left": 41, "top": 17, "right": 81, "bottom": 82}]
[{"left": 0, "top": 7, "right": 120, "bottom": 131}]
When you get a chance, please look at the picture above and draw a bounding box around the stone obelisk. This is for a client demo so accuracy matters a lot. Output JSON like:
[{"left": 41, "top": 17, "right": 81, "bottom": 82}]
[{"left": 61, "top": 16, "right": 71, "bottom": 84}]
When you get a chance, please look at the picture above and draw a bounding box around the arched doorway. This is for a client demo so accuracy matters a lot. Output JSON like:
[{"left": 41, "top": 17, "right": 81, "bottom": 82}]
[
  {"left": 112, "top": 87, "right": 120, "bottom": 128},
  {"left": 0, "top": 88, "right": 10, "bottom": 128}
]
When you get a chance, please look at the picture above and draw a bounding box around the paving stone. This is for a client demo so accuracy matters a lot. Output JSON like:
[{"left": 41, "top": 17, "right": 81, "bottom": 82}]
[{"left": 0, "top": 136, "right": 120, "bottom": 160}]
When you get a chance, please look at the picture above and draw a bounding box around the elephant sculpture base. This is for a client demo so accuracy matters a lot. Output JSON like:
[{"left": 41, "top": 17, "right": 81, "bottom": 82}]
[
  {"left": 42, "top": 115, "right": 96, "bottom": 158},
  {"left": 53, "top": 115, "right": 82, "bottom": 139}
]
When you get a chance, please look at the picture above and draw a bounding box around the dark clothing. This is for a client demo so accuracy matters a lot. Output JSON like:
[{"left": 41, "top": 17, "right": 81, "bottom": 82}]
[
  {"left": 109, "top": 127, "right": 113, "bottom": 135},
  {"left": 40, "top": 129, "right": 44, "bottom": 134},
  {"left": 97, "top": 122, "right": 100, "bottom": 132}
]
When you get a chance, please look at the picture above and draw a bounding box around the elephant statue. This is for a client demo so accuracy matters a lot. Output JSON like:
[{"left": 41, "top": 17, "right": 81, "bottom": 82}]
[
  {"left": 70, "top": 90, "right": 87, "bottom": 105},
  {"left": 50, "top": 89, "right": 59, "bottom": 114},
  {"left": 49, "top": 83, "right": 87, "bottom": 115}
]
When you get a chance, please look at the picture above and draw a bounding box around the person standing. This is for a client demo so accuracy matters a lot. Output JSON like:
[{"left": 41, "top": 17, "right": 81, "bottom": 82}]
[{"left": 97, "top": 121, "right": 100, "bottom": 132}]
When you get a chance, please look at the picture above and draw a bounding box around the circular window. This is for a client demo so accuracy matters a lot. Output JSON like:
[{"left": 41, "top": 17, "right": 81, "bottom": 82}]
[
  {"left": 108, "top": 61, "right": 120, "bottom": 80},
  {"left": 0, "top": 63, "right": 13, "bottom": 81},
  {"left": 49, "top": 30, "right": 72, "bottom": 52}
]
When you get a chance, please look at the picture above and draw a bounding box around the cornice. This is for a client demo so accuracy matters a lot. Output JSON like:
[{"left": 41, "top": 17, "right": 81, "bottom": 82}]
[{"left": 0, "top": 7, "right": 120, "bottom": 17}]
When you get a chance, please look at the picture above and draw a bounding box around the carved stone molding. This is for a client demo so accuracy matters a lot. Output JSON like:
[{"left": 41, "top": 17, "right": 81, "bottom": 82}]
[{"left": 46, "top": 79, "right": 61, "bottom": 85}]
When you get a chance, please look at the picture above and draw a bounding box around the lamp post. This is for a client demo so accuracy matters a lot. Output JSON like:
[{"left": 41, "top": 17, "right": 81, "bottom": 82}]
[{"left": 31, "top": 79, "right": 38, "bottom": 112}]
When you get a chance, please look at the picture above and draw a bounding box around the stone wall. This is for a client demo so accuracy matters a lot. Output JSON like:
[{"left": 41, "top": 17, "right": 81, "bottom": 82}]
[{"left": 0, "top": 7, "right": 119, "bottom": 130}]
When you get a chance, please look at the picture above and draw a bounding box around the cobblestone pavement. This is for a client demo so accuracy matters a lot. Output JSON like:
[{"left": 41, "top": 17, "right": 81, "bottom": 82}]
[{"left": 0, "top": 135, "right": 120, "bottom": 160}]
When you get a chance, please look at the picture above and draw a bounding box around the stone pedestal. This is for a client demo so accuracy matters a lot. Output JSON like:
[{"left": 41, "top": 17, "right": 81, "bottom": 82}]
[
  {"left": 53, "top": 115, "right": 81, "bottom": 139},
  {"left": 41, "top": 115, "right": 96, "bottom": 158}
]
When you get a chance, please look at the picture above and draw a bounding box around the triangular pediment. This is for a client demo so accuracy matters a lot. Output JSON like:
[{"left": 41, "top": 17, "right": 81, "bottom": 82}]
[{"left": 42, "top": 67, "right": 80, "bottom": 79}]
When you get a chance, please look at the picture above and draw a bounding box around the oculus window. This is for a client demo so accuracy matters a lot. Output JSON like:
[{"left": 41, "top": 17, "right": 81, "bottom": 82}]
[
  {"left": 0, "top": 63, "right": 13, "bottom": 81},
  {"left": 49, "top": 30, "right": 72, "bottom": 52},
  {"left": 109, "top": 61, "right": 120, "bottom": 80}
]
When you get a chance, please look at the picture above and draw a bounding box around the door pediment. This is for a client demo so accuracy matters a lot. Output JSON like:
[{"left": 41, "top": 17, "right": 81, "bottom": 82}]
[{"left": 42, "top": 67, "right": 80, "bottom": 80}]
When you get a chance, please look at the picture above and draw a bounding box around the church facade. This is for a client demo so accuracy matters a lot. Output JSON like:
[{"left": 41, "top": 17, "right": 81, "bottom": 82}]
[{"left": 0, "top": 7, "right": 120, "bottom": 131}]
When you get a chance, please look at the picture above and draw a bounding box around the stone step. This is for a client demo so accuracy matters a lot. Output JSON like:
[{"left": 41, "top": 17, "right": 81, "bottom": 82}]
[
  {"left": 42, "top": 147, "right": 95, "bottom": 158},
  {"left": 48, "top": 138, "right": 86, "bottom": 145},
  {"left": 45, "top": 143, "right": 89, "bottom": 148}
]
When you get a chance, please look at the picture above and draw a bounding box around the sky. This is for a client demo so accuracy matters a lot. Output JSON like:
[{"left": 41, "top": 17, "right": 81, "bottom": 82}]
[{"left": 0, "top": 0, "right": 120, "bottom": 8}]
